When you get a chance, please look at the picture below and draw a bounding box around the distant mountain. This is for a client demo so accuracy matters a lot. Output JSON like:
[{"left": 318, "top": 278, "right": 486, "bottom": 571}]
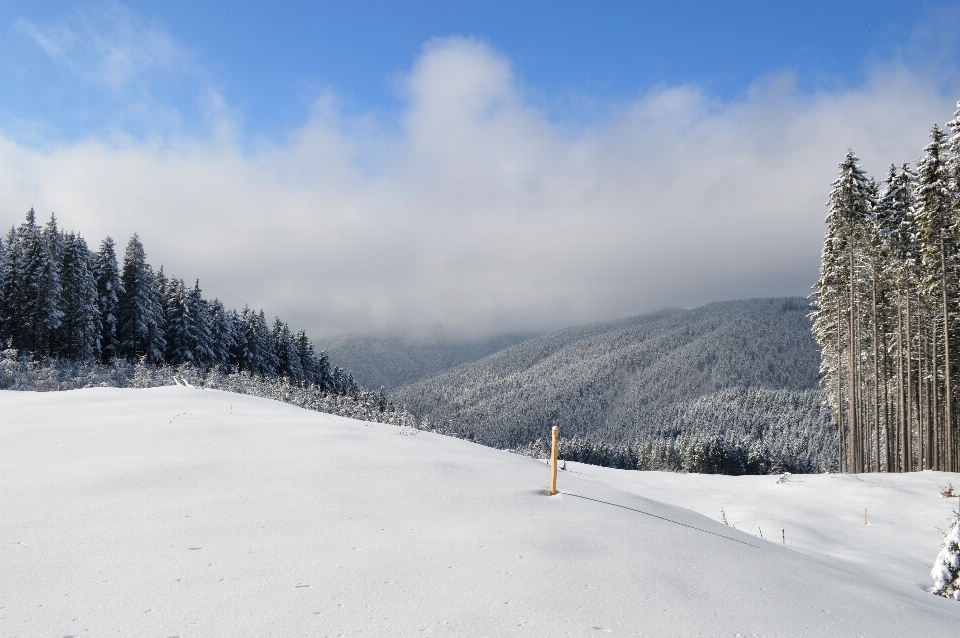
[
  {"left": 392, "top": 298, "right": 834, "bottom": 472},
  {"left": 320, "top": 333, "right": 537, "bottom": 390}
]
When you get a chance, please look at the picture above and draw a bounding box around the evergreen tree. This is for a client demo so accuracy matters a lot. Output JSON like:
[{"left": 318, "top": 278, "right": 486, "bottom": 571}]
[
  {"left": 117, "top": 234, "right": 165, "bottom": 363},
  {"left": 272, "top": 317, "right": 304, "bottom": 381},
  {"left": 56, "top": 232, "right": 101, "bottom": 360},
  {"left": 92, "top": 237, "right": 125, "bottom": 362},
  {"left": 164, "top": 277, "right": 192, "bottom": 364},
  {"left": 208, "top": 299, "right": 237, "bottom": 369},
  {"left": 238, "top": 307, "right": 278, "bottom": 376},
  {"left": 7, "top": 209, "right": 63, "bottom": 355},
  {"left": 916, "top": 125, "right": 957, "bottom": 471},
  {"left": 315, "top": 349, "right": 332, "bottom": 390},
  {"left": 813, "top": 150, "right": 874, "bottom": 472},
  {"left": 186, "top": 280, "right": 215, "bottom": 369},
  {"left": 0, "top": 227, "right": 14, "bottom": 346},
  {"left": 930, "top": 511, "right": 960, "bottom": 600}
]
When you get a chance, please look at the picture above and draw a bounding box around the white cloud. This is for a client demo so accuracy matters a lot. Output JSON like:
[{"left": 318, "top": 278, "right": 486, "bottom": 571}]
[{"left": 1, "top": 37, "right": 957, "bottom": 343}]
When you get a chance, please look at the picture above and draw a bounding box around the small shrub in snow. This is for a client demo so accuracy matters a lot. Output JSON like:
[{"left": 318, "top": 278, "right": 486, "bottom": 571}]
[
  {"left": 930, "top": 511, "right": 960, "bottom": 601},
  {"left": 940, "top": 483, "right": 956, "bottom": 498}
]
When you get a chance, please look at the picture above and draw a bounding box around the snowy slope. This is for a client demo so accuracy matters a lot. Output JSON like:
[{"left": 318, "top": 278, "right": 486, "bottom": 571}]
[
  {"left": 565, "top": 463, "right": 960, "bottom": 600},
  {"left": 2, "top": 387, "right": 959, "bottom": 637}
]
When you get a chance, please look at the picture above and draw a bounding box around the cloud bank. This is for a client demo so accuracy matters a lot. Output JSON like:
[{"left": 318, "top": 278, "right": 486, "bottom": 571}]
[{"left": 1, "top": 34, "right": 957, "bottom": 342}]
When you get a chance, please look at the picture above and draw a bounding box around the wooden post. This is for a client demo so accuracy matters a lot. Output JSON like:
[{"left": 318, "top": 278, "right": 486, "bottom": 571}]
[
  {"left": 549, "top": 426, "right": 559, "bottom": 495},
  {"left": 864, "top": 508, "right": 868, "bottom": 525}
]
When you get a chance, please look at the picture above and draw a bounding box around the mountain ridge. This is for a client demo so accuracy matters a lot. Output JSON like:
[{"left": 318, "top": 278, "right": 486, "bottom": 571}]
[{"left": 390, "top": 297, "right": 833, "bottom": 470}]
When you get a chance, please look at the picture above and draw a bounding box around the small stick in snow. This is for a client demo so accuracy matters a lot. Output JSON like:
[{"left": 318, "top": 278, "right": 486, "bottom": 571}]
[{"left": 864, "top": 508, "right": 868, "bottom": 525}]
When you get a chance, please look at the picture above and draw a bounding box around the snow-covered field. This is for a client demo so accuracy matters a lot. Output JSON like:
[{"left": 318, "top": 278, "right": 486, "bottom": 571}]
[{"left": 2, "top": 387, "right": 958, "bottom": 636}]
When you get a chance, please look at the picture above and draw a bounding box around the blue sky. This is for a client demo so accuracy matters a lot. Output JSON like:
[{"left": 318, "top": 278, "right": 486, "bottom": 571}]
[
  {"left": 2, "top": 1, "right": 955, "bottom": 144},
  {"left": 1, "top": 2, "right": 959, "bottom": 340}
]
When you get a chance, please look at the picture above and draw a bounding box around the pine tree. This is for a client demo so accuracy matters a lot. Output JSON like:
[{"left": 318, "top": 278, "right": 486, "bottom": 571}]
[
  {"left": 208, "top": 299, "right": 237, "bottom": 369},
  {"left": 272, "top": 317, "right": 304, "bottom": 381},
  {"left": 930, "top": 510, "right": 960, "bottom": 600},
  {"left": 0, "top": 226, "right": 16, "bottom": 346},
  {"left": 8, "top": 209, "right": 63, "bottom": 356},
  {"left": 238, "top": 307, "right": 278, "bottom": 376},
  {"left": 56, "top": 232, "right": 101, "bottom": 360},
  {"left": 186, "top": 280, "right": 215, "bottom": 369},
  {"left": 813, "top": 150, "right": 874, "bottom": 472},
  {"left": 92, "top": 237, "right": 125, "bottom": 362},
  {"left": 117, "top": 234, "right": 165, "bottom": 363},
  {"left": 164, "top": 277, "right": 192, "bottom": 364},
  {"left": 293, "top": 329, "right": 320, "bottom": 384},
  {"left": 916, "top": 125, "right": 957, "bottom": 471}
]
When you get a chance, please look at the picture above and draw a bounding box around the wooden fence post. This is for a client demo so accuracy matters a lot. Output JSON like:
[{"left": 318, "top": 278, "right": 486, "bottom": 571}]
[{"left": 550, "top": 426, "right": 559, "bottom": 495}]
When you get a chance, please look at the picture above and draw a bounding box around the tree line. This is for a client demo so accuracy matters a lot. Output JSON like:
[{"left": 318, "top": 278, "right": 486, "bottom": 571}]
[
  {"left": 811, "top": 101, "right": 960, "bottom": 473},
  {"left": 0, "top": 209, "right": 360, "bottom": 395}
]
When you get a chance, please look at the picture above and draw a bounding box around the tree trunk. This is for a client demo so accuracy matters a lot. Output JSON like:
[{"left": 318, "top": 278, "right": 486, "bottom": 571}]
[{"left": 942, "top": 235, "right": 954, "bottom": 472}]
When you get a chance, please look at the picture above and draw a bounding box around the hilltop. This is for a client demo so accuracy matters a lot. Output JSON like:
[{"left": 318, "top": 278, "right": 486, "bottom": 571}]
[{"left": 2, "top": 386, "right": 957, "bottom": 635}]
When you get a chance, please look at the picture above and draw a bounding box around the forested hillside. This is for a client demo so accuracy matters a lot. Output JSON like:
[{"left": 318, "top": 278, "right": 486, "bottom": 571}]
[
  {"left": 393, "top": 297, "right": 835, "bottom": 473},
  {"left": 0, "top": 210, "right": 361, "bottom": 396},
  {"left": 324, "top": 333, "right": 536, "bottom": 390}
]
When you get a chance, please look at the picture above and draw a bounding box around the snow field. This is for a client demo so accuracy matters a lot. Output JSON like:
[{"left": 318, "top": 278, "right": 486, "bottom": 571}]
[
  {"left": 2, "top": 386, "right": 959, "bottom": 637},
  {"left": 567, "top": 463, "right": 960, "bottom": 595}
]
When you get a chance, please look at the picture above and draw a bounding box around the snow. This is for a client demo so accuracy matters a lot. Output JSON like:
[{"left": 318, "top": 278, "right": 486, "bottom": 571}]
[
  {"left": 565, "top": 462, "right": 960, "bottom": 597},
  {"left": 2, "top": 387, "right": 959, "bottom": 636}
]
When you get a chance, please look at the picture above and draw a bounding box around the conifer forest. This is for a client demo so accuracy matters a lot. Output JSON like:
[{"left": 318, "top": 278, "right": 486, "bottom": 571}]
[
  {"left": 0, "top": 211, "right": 362, "bottom": 397},
  {"left": 811, "top": 101, "right": 960, "bottom": 474}
]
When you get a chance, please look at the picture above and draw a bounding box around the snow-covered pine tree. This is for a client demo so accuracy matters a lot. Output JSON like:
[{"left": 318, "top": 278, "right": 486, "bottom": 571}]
[
  {"left": 931, "top": 510, "right": 960, "bottom": 600},
  {"left": 916, "top": 125, "right": 957, "bottom": 472},
  {"left": 331, "top": 365, "right": 346, "bottom": 394},
  {"left": 875, "top": 164, "right": 912, "bottom": 471},
  {"left": 238, "top": 307, "right": 278, "bottom": 376},
  {"left": 186, "top": 281, "right": 215, "bottom": 370},
  {"left": 315, "top": 349, "right": 332, "bottom": 390},
  {"left": 207, "top": 299, "right": 237, "bottom": 370},
  {"left": 8, "top": 209, "right": 63, "bottom": 356},
  {"left": 272, "top": 318, "right": 304, "bottom": 381},
  {"left": 945, "top": 102, "right": 960, "bottom": 472},
  {"left": 813, "top": 150, "right": 875, "bottom": 472},
  {"left": 56, "top": 232, "right": 101, "bottom": 360},
  {"left": 41, "top": 214, "right": 62, "bottom": 275},
  {"left": 92, "top": 237, "right": 124, "bottom": 362},
  {"left": 164, "top": 277, "right": 193, "bottom": 364},
  {"left": 293, "top": 329, "right": 321, "bottom": 385},
  {"left": 117, "top": 234, "right": 165, "bottom": 363},
  {"left": 0, "top": 226, "right": 15, "bottom": 346}
]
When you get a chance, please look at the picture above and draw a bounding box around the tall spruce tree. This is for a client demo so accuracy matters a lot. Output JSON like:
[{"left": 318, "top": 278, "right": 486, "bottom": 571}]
[
  {"left": 164, "top": 277, "right": 192, "bottom": 364},
  {"left": 8, "top": 209, "right": 63, "bottom": 356},
  {"left": 272, "top": 317, "right": 304, "bottom": 381},
  {"left": 92, "top": 237, "right": 124, "bottom": 362},
  {"left": 186, "top": 281, "right": 215, "bottom": 369},
  {"left": 56, "top": 232, "right": 101, "bottom": 360},
  {"left": 0, "top": 227, "right": 15, "bottom": 346},
  {"left": 117, "top": 234, "right": 166, "bottom": 363},
  {"left": 814, "top": 150, "right": 875, "bottom": 472},
  {"left": 916, "top": 125, "right": 957, "bottom": 471},
  {"left": 208, "top": 299, "right": 237, "bottom": 369}
]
